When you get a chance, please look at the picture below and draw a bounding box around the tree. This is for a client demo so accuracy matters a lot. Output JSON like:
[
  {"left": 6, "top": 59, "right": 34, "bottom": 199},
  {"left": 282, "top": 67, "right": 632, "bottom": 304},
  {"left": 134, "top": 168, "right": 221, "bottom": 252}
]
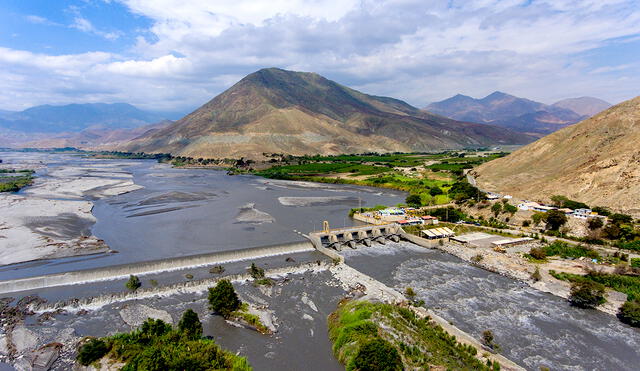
[
  {"left": 569, "top": 281, "right": 606, "bottom": 309},
  {"left": 610, "top": 213, "right": 633, "bottom": 225},
  {"left": 405, "top": 194, "right": 422, "bottom": 208},
  {"left": 77, "top": 338, "right": 108, "bottom": 366},
  {"left": 603, "top": 223, "right": 621, "bottom": 239},
  {"left": 587, "top": 218, "right": 604, "bottom": 230},
  {"left": 351, "top": 338, "right": 402, "bottom": 371},
  {"left": 208, "top": 279, "right": 241, "bottom": 318},
  {"left": 178, "top": 309, "right": 203, "bottom": 340},
  {"left": 491, "top": 202, "right": 502, "bottom": 217},
  {"left": 503, "top": 203, "right": 517, "bottom": 214},
  {"left": 592, "top": 206, "right": 611, "bottom": 217},
  {"left": 617, "top": 300, "right": 640, "bottom": 327},
  {"left": 125, "top": 275, "right": 141, "bottom": 291},
  {"left": 404, "top": 287, "right": 416, "bottom": 299},
  {"left": 531, "top": 212, "right": 545, "bottom": 226},
  {"left": 545, "top": 210, "right": 567, "bottom": 231},
  {"left": 429, "top": 187, "right": 443, "bottom": 197},
  {"left": 529, "top": 247, "right": 547, "bottom": 260}
]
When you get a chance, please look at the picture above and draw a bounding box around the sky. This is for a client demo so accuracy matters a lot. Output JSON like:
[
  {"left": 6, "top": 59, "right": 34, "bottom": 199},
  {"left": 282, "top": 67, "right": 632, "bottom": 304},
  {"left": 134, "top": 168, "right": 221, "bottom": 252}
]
[{"left": 0, "top": 0, "right": 639, "bottom": 115}]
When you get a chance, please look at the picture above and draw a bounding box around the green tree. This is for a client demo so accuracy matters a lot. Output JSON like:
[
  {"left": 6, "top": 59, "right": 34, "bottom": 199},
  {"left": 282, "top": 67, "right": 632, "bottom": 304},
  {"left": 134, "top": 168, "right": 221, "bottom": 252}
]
[
  {"left": 351, "top": 338, "right": 403, "bottom": 371},
  {"left": 617, "top": 300, "right": 640, "bottom": 327},
  {"left": 569, "top": 280, "right": 606, "bottom": 308},
  {"left": 125, "top": 275, "right": 141, "bottom": 291},
  {"left": 178, "top": 309, "right": 203, "bottom": 340},
  {"left": 429, "top": 187, "right": 443, "bottom": 197},
  {"left": 491, "top": 202, "right": 502, "bottom": 217},
  {"left": 610, "top": 213, "right": 633, "bottom": 225},
  {"left": 531, "top": 212, "right": 545, "bottom": 226},
  {"left": 545, "top": 210, "right": 568, "bottom": 231},
  {"left": 405, "top": 194, "right": 422, "bottom": 208},
  {"left": 77, "top": 338, "right": 108, "bottom": 366},
  {"left": 208, "top": 279, "right": 241, "bottom": 318},
  {"left": 503, "top": 203, "right": 517, "bottom": 214}
]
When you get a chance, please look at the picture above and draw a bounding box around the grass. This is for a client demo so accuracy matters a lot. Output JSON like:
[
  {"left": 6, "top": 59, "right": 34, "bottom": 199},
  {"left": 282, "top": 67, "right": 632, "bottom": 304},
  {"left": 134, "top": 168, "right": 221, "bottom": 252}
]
[
  {"left": 550, "top": 270, "right": 640, "bottom": 301},
  {"left": 230, "top": 303, "right": 271, "bottom": 334},
  {"left": 0, "top": 174, "right": 33, "bottom": 192},
  {"left": 328, "top": 300, "right": 499, "bottom": 371},
  {"left": 543, "top": 241, "right": 600, "bottom": 260},
  {"left": 76, "top": 317, "right": 251, "bottom": 370}
]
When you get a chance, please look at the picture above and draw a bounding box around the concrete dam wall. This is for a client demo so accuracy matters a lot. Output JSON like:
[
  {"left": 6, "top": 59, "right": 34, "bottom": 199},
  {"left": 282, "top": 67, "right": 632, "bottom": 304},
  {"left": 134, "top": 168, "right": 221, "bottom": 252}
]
[{"left": 0, "top": 241, "right": 315, "bottom": 294}]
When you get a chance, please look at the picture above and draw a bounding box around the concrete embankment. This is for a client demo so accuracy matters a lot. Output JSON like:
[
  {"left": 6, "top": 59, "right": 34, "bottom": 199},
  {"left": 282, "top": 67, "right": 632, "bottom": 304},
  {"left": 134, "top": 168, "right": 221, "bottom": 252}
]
[{"left": 0, "top": 241, "right": 314, "bottom": 294}]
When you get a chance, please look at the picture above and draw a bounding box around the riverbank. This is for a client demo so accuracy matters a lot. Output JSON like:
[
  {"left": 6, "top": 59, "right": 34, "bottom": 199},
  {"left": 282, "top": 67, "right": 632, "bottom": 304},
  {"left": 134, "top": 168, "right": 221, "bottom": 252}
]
[
  {"left": 0, "top": 156, "right": 143, "bottom": 265},
  {"left": 422, "top": 236, "right": 628, "bottom": 316}
]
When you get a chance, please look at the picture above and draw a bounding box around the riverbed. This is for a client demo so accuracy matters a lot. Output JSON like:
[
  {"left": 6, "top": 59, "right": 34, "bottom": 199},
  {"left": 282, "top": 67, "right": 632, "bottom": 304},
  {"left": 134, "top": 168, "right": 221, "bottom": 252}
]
[
  {"left": 0, "top": 151, "right": 404, "bottom": 280},
  {"left": 341, "top": 242, "right": 640, "bottom": 371}
]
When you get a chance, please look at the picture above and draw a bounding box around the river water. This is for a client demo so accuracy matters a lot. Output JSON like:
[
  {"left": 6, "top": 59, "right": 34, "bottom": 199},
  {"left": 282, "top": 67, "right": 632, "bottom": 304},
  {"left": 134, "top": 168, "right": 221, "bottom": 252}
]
[
  {"left": 0, "top": 152, "right": 404, "bottom": 279},
  {"left": 342, "top": 242, "right": 640, "bottom": 371}
]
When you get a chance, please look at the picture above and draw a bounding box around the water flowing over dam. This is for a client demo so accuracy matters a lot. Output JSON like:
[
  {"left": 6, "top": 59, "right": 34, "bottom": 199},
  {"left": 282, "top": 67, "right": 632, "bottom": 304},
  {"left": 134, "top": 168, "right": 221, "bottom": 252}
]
[{"left": 0, "top": 241, "right": 315, "bottom": 294}]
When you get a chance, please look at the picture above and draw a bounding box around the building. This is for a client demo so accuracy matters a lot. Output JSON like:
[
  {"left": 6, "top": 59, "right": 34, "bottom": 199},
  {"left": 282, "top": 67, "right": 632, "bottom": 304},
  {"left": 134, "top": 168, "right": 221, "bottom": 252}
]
[
  {"left": 573, "top": 208, "right": 595, "bottom": 219},
  {"left": 421, "top": 215, "right": 439, "bottom": 225}
]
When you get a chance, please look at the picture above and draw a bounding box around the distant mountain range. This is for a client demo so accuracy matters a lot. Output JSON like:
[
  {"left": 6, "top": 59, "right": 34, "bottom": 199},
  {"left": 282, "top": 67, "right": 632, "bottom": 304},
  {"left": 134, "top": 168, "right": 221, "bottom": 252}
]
[
  {"left": 425, "top": 92, "right": 611, "bottom": 137},
  {"left": 119, "top": 68, "right": 534, "bottom": 159},
  {"left": 552, "top": 97, "right": 612, "bottom": 117},
  {"left": 473, "top": 96, "right": 640, "bottom": 216},
  {"left": 0, "top": 103, "right": 166, "bottom": 134}
]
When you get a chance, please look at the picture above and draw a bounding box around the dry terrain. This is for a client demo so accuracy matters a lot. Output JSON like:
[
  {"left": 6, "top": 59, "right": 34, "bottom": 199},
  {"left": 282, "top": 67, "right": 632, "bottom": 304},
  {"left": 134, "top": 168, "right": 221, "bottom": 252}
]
[{"left": 473, "top": 96, "right": 640, "bottom": 217}]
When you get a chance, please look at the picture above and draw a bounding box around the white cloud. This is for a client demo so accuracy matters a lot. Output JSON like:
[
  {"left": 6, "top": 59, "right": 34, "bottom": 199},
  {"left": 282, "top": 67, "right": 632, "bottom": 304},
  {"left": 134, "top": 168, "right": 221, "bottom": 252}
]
[{"left": 1, "top": 0, "right": 639, "bottom": 111}]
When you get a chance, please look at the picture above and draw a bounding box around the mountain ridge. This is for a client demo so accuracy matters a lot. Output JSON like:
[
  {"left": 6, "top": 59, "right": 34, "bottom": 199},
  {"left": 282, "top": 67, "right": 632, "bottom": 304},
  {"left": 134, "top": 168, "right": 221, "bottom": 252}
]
[
  {"left": 473, "top": 96, "right": 640, "bottom": 216},
  {"left": 119, "top": 68, "right": 534, "bottom": 159},
  {"left": 426, "top": 92, "right": 586, "bottom": 136}
]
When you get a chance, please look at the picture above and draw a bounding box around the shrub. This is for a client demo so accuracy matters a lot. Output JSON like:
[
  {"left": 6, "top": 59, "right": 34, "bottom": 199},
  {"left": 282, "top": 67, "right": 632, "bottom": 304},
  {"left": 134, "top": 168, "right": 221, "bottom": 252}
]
[
  {"left": 209, "top": 265, "right": 225, "bottom": 274},
  {"left": 208, "top": 280, "right": 241, "bottom": 318},
  {"left": 77, "top": 338, "right": 108, "bottom": 366},
  {"left": 185, "top": 273, "right": 194, "bottom": 280},
  {"left": 617, "top": 300, "right": 640, "bottom": 327},
  {"left": 587, "top": 218, "right": 604, "bottom": 230},
  {"left": 178, "top": 309, "right": 203, "bottom": 340},
  {"left": 481, "top": 330, "right": 500, "bottom": 351},
  {"left": 429, "top": 187, "right": 443, "bottom": 196},
  {"left": 248, "top": 263, "right": 265, "bottom": 279},
  {"left": 405, "top": 287, "right": 416, "bottom": 299},
  {"left": 529, "top": 247, "right": 547, "bottom": 260},
  {"left": 569, "top": 281, "right": 606, "bottom": 308},
  {"left": 631, "top": 258, "right": 640, "bottom": 269},
  {"left": 522, "top": 220, "right": 531, "bottom": 227},
  {"left": 125, "top": 275, "right": 141, "bottom": 291},
  {"left": 351, "top": 338, "right": 403, "bottom": 371},
  {"left": 471, "top": 254, "right": 483, "bottom": 263},
  {"left": 531, "top": 267, "right": 542, "bottom": 282}
]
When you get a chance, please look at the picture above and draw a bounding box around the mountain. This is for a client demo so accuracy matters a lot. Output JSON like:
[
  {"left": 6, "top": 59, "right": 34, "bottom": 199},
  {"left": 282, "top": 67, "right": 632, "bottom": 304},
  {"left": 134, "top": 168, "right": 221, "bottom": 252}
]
[
  {"left": 425, "top": 92, "right": 584, "bottom": 136},
  {"left": 17, "top": 121, "right": 172, "bottom": 149},
  {"left": 472, "top": 96, "right": 640, "bottom": 216},
  {"left": 552, "top": 97, "right": 611, "bottom": 117},
  {"left": 121, "top": 68, "right": 533, "bottom": 159},
  {"left": 0, "top": 103, "right": 165, "bottom": 133}
]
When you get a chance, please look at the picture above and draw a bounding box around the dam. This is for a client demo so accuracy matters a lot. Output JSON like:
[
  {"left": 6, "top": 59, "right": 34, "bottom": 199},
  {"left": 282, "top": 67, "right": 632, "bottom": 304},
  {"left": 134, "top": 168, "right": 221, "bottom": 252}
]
[{"left": 0, "top": 241, "right": 315, "bottom": 294}]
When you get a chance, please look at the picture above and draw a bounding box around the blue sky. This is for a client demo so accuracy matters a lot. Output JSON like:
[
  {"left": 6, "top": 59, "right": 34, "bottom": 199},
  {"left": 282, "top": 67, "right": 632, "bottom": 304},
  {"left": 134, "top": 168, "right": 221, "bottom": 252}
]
[{"left": 0, "top": 0, "right": 639, "bottom": 113}]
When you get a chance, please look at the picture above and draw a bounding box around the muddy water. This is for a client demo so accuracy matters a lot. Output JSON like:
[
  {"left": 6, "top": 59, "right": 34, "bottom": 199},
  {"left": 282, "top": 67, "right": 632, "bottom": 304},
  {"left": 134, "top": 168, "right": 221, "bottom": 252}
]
[
  {"left": 0, "top": 152, "right": 404, "bottom": 279},
  {"left": 342, "top": 242, "right": 640, "bottom": 371}
]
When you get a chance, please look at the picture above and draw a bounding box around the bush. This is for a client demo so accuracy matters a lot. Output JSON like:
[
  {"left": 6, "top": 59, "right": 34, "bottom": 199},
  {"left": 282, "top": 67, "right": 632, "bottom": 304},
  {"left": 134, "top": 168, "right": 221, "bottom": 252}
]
[
  {"left": 352, "top": 338, "right": 403, "bottom": 371},
  {"left": 587, "top": 218, "right": 604, "bottom": 230},
  {"left": 125, "top": 275, "right": 141, "bottom": 291},
  {"left": 471, "top": 254, "right": 483, "bottom": 263},
  {"left": 209, "top": 265, "right": 225, "bottom": 274},
  {"left": 77, "top": 338, "right": 108, "bottom": 366},
  {"left": 617, "top": 300, "right": 640, "bottom": 327},
  {"left": 429, "top": 187, "right": 443, "bottom": 196},
  {"left": 208, "top": 280, "right": 241, "bottom": 318},
  {"left": 481, "top": 330, "right": 500, "bottom": 351},
  {"left": 405, "top": 287, "right": 416, "bottom": 299},
  {"left": 522, "top": 220, "right": 531, "bottom": 227},
  {"left": 178, "top": 309, "right": 203, "bottom": 340},
  {"left": 529, "top": 247, "right": 547, "bottom": 260},
  {"left": 248, "top": 263, "right": 265, "bottom": 279},
  {"left": 569, "top": 280, "right": 606, "bottom": 308},
  {"left": 531, "top": 267, "right": 542, "bottom": 282}
]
